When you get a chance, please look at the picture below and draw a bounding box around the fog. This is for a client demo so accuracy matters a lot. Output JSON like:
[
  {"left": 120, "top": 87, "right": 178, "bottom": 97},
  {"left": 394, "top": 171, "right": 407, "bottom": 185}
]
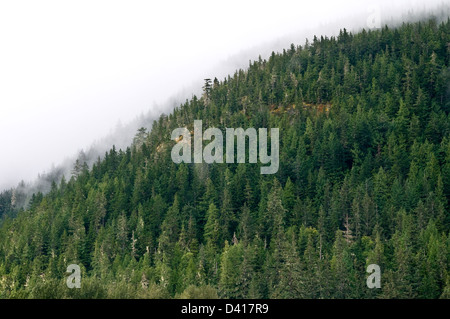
[{"left": 0, "top": 0, "right": 447, "bottom": 192}]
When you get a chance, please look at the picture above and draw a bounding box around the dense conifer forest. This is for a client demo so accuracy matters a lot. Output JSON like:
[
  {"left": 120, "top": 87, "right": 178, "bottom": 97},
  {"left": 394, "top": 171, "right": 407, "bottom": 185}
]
[{"left": 0, "top": 18, "right": 449, "bottom": 299}]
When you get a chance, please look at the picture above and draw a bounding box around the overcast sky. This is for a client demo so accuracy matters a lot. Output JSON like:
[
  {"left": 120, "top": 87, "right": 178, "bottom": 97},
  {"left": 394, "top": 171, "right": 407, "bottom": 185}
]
[{"left": 0, "top": 0, "right": 445, "bottom": 191}]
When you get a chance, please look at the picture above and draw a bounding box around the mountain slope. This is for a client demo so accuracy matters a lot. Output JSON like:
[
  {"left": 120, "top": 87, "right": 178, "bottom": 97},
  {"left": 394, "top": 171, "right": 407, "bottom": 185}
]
[{"left": 1, "top": 18, "right": 450, "bottom": 299}]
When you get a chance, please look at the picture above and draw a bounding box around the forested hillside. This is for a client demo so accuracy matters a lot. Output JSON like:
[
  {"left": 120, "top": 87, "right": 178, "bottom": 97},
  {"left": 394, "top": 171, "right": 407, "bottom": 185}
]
[{"left": 1, "top": 18, "right": 450, "bottom": 299}]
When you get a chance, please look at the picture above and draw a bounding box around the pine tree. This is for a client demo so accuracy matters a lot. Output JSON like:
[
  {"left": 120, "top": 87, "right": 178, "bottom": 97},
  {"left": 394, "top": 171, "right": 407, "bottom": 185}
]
[
  {"left": 330, "top": 230, "right": 355, "bottom": 298},
  {"left": 204, "top": 203, "right": 220, "bottom": 249},
  {"left": 158, "top": 195, "right": 180, "bottom": 254},
  {"left": 218, "top": 241, "right": 244, "bottom": 298}
]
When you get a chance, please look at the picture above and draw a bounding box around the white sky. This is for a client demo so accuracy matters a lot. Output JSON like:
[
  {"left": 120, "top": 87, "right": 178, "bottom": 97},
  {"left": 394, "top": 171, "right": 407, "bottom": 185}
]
[{"left": 0, "top": 0, "right": 445, "bottom": 190}]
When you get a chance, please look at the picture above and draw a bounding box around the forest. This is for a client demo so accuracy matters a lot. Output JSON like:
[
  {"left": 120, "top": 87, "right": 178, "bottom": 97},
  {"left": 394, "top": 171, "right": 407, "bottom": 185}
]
[{"left": 0, "top": 17, "right": 449, "bottom": 299}]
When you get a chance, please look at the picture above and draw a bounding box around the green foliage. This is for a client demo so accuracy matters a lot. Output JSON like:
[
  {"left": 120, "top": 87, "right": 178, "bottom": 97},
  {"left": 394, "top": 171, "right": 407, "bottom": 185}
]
[{"left": 0, "top": 18, "right": 449, "bottom": 299}]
